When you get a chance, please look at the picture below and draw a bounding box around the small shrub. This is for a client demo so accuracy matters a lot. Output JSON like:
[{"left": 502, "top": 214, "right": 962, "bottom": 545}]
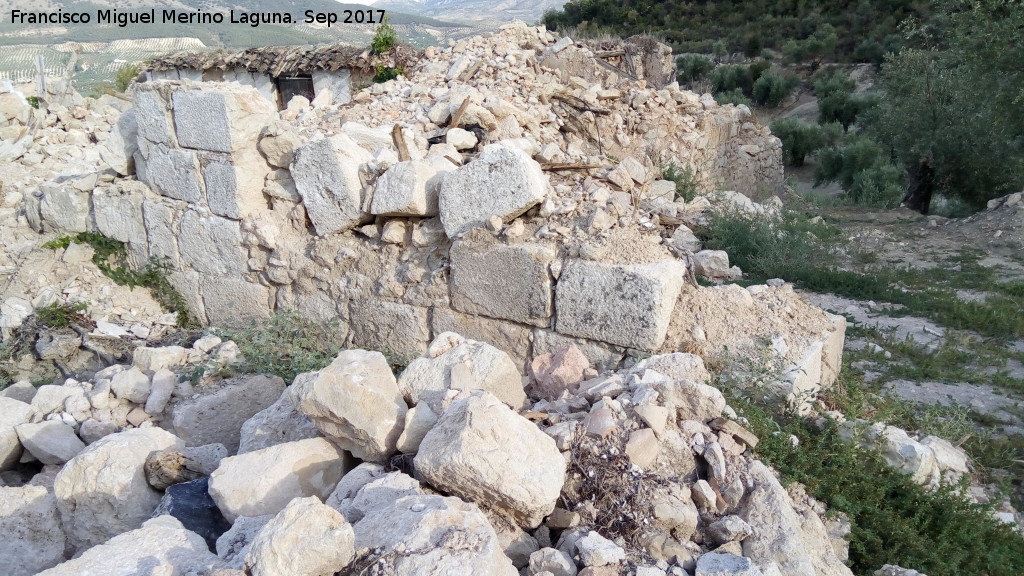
[
  {"left": 218, "top": 310, "right": 346, "bottom": 383},
  {"left": 660, "top": 161, "right": 700, "bottom": 201},
  {"left": 26, "top": 95, "right": 40, "bottom": 109},
  {"left": 114, "top": 64, "right": 139, "bottom": 93},
  {"left": 714, "top": 88, "right": 751, "bottom": 107},
  {"left": 815, "top": 137, "right": 904, "bottom": 206},
  {"left": 35, "top": 302, "right": 89, "bottom": 329},
  {"left": 675, "top": 54, "right": 714, "bottom": 83},
  {"left": 710, "top": 64, "right": 751, "bottom": 95},
  {"left": 42, "top": 236, "right": 71, "bottom": 250},
  {"left": 769, "top": 118, "right": 841, "bottom": 166},
  {"left": 371, "top": 14, "right": 398, "bottom": 54},
  {"left": 751, "top": 69, "right": 799, "bottom": 107},
  {"left": 372, "top": 66, "right": 403, "bottom": 84}
]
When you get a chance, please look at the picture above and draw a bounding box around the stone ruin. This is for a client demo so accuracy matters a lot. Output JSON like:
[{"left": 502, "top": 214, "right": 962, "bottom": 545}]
[
  {"left": 0, "top": 22, "right": 992, "bottom": 576},
  {"left": 22, "top": 23, "right": 833, "bottom": 405}
]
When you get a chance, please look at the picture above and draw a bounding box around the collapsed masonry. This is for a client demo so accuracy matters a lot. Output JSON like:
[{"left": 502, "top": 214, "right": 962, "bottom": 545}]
[{"left": 24, "top": 23, "right": 838, "bottom": 408}]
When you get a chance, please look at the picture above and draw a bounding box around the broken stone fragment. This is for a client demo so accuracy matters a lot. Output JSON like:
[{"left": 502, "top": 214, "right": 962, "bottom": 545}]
[{"left": 439, "top": 142, "right": 547, "bottom": 238}]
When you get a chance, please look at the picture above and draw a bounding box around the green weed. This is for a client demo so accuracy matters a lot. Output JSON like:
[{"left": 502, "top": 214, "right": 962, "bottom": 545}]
[
  {"left": 35, "top": 302, "right": 89, "bottom": 329},
  {"left": 216, "top": 310, "right": 346, "bottom": 383},
  {"left": 43, "top": 232, "right": 198, "bottom": 329}
]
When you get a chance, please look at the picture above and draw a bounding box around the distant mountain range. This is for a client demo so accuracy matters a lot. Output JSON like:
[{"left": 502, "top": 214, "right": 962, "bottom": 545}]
[
  {"left": 376, "top": 0, "right": 569, "bottom": 26},
  {"left": 0, "top": 0, "right": 478, "bottom": 48}
]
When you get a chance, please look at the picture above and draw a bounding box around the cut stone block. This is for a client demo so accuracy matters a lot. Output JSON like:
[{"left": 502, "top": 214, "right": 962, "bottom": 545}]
[
  {"left": 370, "top": 158, "right": 452, "bottom": 216},
  {"left": 348, "top": 300, "right": 431, "bottom": 363},
  {"left": 555, "top": 258, "right": 685, "bottom": 351},
  {"left": 200, "top": 277, "right": 271, "bottom": 326},
  {"left": 138, "top": 141, "right": 202, "bottom": 203},
  {"left": 172, "top": 83, "right": 277, "bottom": 153},
  {"left": 439, "top": 143, "right": 547, "bottom": 238},
  {"left": 177, "top": 210, "right": 246, "bottom": 275},
  {"left": 199, "top": 151, "right": 270, "bottom": 220},
  {"left": 290, "top": 134, "right": 373, "bottom": 236},
  {"left": 450, "top": 238, "right": 556, "bottom": 327}
]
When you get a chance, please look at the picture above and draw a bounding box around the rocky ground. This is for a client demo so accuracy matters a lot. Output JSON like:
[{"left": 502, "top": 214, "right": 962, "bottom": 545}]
[{"left": 0, "top": 22, "right": 1021, "bottom": 576}]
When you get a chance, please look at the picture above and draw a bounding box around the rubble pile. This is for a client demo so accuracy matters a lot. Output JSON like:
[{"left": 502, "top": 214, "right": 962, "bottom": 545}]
[
  {"left": 0, "top": 21, "right": 1000, "bottom": 576},
  {"left": 1, "top": 333, "right": 873, "bottom": 576}
]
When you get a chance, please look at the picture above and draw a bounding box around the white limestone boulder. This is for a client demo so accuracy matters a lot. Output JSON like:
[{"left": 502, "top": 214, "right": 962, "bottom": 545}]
[
  {"left": 293, "top": 350, "right": 407, "bottom": 462},
  {"left": 169, "top": 374, "right": 286, "bottom": 453},
  {"left": 15, "top": 420, "right": 86, "bottom": 465},
  {"left": 208, "top": 437, "right": 347, "bottom": 522},
  {"left": 0, "top": 396, "right": 32, "bottom": 469},
  {"left": 370, "top": 158, "right": 453, "bottom": 216},
  {"left": 37, "top": 515, "right": 224, "bottom": 576},
  {"left": 398, "top": 332, "right": 526, "bottom": 414},
  {"left": 53, "top": 427, "right": 184, "bottom": 552},
  {"left": 244, "top": 496, "right": 355, "bottom": 576},
  {"left": 414, "top": 392, "right": 565, "bottom": 527},
  {"left": 290, "top": 134, "right": 373, "bottom": 236},
  {"left": 237, "top": 386, "right": 320, "bottom": 454},
  {"left": 354, "top": 494, "right": 517, "bottom": 575},
  {"left": 0, "top": 485, "right": 67, "bottom": 576}
]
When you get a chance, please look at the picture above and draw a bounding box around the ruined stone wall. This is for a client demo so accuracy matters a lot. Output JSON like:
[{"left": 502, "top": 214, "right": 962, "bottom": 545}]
[{"left": 32, "top": 24, "right": 832, "bottom": 404}]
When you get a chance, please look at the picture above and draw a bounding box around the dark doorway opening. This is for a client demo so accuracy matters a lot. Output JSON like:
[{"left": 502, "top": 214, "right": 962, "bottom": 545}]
[{"left": 277, "top": 75, "right": 314, "bottom": 108}]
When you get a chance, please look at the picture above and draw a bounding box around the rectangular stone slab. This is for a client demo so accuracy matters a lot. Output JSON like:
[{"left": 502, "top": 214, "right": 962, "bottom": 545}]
[{"left": 554, "top": 258, "right": 685, "bottom": 351}]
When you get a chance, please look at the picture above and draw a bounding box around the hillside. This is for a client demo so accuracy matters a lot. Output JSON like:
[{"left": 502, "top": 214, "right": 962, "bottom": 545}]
[
  {"left": 544, "top": 0, "right": 928, "bottom": 61},
  {"left": 0, "top": 0, "right": 473, "bottom": 48},
  {"left": 377, "top": 0, "right": 569, "bottom": 26}
]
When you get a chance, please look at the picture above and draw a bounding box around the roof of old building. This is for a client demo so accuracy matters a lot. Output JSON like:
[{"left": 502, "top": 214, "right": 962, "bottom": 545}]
[{"left": 146, "top": 43, "right": 418, "bottom": 77}]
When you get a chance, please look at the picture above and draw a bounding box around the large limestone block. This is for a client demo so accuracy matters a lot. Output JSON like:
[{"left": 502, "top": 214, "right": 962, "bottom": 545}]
[
  {"left": 39, "top": 183, "right": 93, "bottom": 233},
  {"left": 398, "top": 332, "right": 526, "bottom": 413},
  {"left": 336, "top": 471, "right": 425, "bottom": 523},
  {"left": 0, "top": 485, "right": 67, "bottom": 576},
  {"left": 15, "top": 420, "right": 86, "bottom": 465},
  {"left": 238, "top": 387, "right": 320, "bottom": 454},
  {"left": 439, "top": 143, "right": 547, "bottom": 238},
  {"left": 370, "top": 158, "right": 452, "bottom": 216},
  {"left": 244, "top": 496, "right": 355, "bottom": 576},
  {"left": 37, "top": 515, "right": 224, "bottom": 576},
  {"left": 217, "top": 514, "right": 272, "bottom": 570},
  {"left": 293, "top": 350, "right": 407, "bottom": 462},
  {"left": 820, "top": 313, "right": 846, "bottom": 388},
  {"left": 200, "top": 150, "right": 271, "bottom": 220},
  {"left": 414, "top": 392, "right": 565, "bottom": 527},
  {"left": 290, "top": 134, "right": 372, "bottom": 236},
  {"left": 555, "top": 258, "right": 685, "bottom": 351},
  {"left": 172, "top": 82, "right": 277, "bottom": 153},
  {"left": 170, "top": 374, "right": 286, "bottom": 453},
  {"left": 138, "top": 141, "right": 203, "bottom": 203},
  {"left": 0, "top": 396, "right": 32, "bottom": 469},
  {"left": 532, "top": 329, "right": 625, "bottom": 373},
  {"left": 208, "top": 437, "right": 347, "bottom": 522},
  {"left": 178, "top": 209, "right": 246, "bottom": 275},
  {"left": 354, "top": 494, "right": 517, "bottom": 575},
  {"left": 99, "top": 108, "right": 139, "bottom": 175},
  {"left": 741, "top": 461, "right": 853, "bottom": 576},
  {"left": 450, "top": 237, "right": 557, "bottom": 326},
  {"left": 347, "top": 300, "right": 431, "bottom": 362},
  {"left": 93, "top": 184, "right": 147, "bottom": 247},
  {"left": 54, "top": 427, "right": 184, "bottom": 552},
  {"left": 143, "top": 198, "right": 181, "bottom": 266},
  {"left": 201, "top": 277, "right": 272, "bottom": 325},
  {"left": 133, "top": 87, "right": 174, "bottom": 145}
]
